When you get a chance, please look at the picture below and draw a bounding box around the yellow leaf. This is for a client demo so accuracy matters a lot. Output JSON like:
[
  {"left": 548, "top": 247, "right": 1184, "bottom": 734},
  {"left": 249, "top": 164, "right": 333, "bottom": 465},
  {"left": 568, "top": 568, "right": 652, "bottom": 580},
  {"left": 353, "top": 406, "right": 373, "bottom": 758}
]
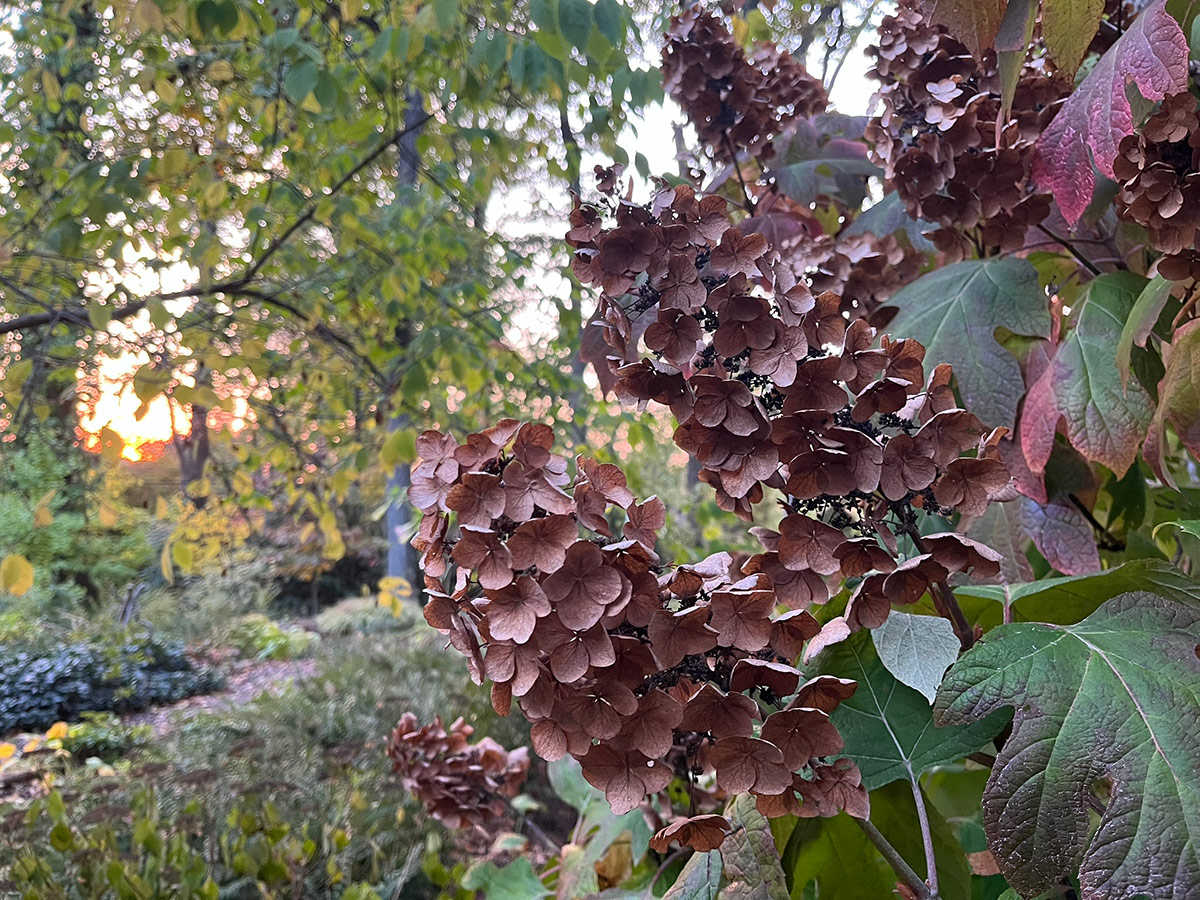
[
  {"left": 172, "top": 541, "right": 194, "bottom": 570},
  {"left": 40, "top": 68, "right": 61, "bottom": 104},
  {"left": 22, "top": 739, "right": 40, "bottom": 753},
  {"left": 45, "top": 722, "right": 68, "bottom": 740},
  {"left": 133, "top": 0, "right": 165, "bottom": 32},
  {"left": 160, "top": 541, "right": 175, "bottom": 584},
  {"left": 0, "top": 554, "right": 34, "bottom": 597},
  {"left": 155, "top": 496, "right": 170, "bottom": 519},
  {"left": 207, "top": 60, "right": 235, "bottom": 82},
  {"left": 0, "top": 743, "right": 16, "bottom": 760},
  {"left": 98, "top": 504, "right": 119, "bottom": 528},
  {"left": 34, "top": 505, "right": 53, "bottom": 528}
]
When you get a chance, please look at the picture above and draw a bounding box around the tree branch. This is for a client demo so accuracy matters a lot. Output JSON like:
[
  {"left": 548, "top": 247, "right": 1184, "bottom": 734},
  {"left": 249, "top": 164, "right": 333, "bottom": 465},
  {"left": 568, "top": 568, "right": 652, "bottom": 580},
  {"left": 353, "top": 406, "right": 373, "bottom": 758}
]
[
  {"left": 0, "top": 111, "right": 434, "bottom": 338},
  {"left": 854, "top": 817, "right": 933, "bottom": 900}
]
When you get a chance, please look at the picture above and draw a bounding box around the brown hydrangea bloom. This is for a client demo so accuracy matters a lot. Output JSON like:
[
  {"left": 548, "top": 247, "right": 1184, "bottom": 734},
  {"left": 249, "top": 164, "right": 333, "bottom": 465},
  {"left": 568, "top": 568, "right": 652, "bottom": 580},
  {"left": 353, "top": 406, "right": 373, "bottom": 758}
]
[
  {"left": 566, "top": 175, "right": 1011, "bottom": 640},
  {"left": 410, "top": 419, "right": 873, "bottom": 822},
  {"left": 864, "top": 0, "right": 1069, "bottom": 255},
  {"left": 662, "top": 7, "right": 827, "bottom": 164},
  {"left": 1113, "top": 92, "right": 1200, "bottom": 280},
  {"left": 387, "top": 713, "right": 529, "bottom": 830},
  {"left": 414, "top": 167, "right": 1014, "bottom": 827}
]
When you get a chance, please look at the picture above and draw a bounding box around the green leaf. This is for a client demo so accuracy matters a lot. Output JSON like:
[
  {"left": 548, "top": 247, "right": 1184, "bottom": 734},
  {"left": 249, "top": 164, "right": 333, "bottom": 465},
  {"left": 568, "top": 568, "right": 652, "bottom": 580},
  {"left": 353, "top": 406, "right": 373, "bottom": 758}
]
[
  {"left": 284, "top": 59, "right": 318, "bottom": 103},
  {"left": 1153, "top": 519, "right": 1200, "bottom": 542},
  {"left": 558, "top": 0, "right": 593, "bottom": 49},
  {"left": 660, "top": 850, "right": 721, "bottom": 900},
  {"left": 921, "top": 0, "right": 1008, "bottom": 59},
  {"left": 720, "top": 794, "right": 789, "bottom": 900},
  {"left": 1145, "top": 319, "right": 1200, "bottom": 488},
  {"left": 1116, "top": 274, "right": 1173, "bottom": 387},
  {"left": 1022, "top": 271, "right": 1153, "bottom": 477},
  {"left": 817, "top": 631, "right": 1008, "bottom": 791},
  {"left": 548, "top": 757, "right": 651, "bottom": 863},
  {"left": 434, "top": 0, "right": 458, "bottom": 31},
  {"left": 935, "top": 591, "right": 1200, "bottom": 898},
  {"left": 885, "top": 258, "right": 1052, "bottom": 430},
  {"left": 953, "top": 559, "right": 1200, "bottom": 630},
  {"left": 871, "top": 611, "right": 960, "bottom": 703},
  {"left": 1041, "top": 0, "right": 1106, "bottom": 74},
  {"left": 461, "top": 858, "right": 550, "bottom": 900},
  {"left": 592, "top": 0, "right": 624, "bottom": 45},
  {"left": 994, "top": 0, "right": 1037, "bottom": 118},
  {"left": 777, "top": 782, "right": 971, "bottom": 900}
]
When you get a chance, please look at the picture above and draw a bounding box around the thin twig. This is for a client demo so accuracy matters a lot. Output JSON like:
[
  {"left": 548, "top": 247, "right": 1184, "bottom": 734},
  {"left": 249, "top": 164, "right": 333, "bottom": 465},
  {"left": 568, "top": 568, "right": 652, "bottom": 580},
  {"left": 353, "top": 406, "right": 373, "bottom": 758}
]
[
  {"left": 1036, "top": 224, "right": 1101, "bottom": 276},
  {"left": 904, "top": 526, "right": 975, "bottom": 650},
  {"left": 722, "top": 133, "right": 756, "bottom": 213},
  {"left": 854, "top": 817, "right": 933, "bottom": 900}
]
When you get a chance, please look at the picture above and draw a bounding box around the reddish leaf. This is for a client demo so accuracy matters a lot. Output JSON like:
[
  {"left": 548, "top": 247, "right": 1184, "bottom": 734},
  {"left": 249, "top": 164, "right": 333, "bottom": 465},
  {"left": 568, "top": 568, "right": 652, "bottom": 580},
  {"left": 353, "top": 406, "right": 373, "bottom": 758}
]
[
  {"left": 730, "top": 658, "right": 801, "bottom": 696},
  {"left": 1033, "top": 0, "right": 1189, "bottom": 224},
  {"left": 543, "top": 541, "right": 625, "bottom": 631},
  {"left": 790, "top": 675, "right": 858, "bottom": 714},
  {"left": 710, "top": 586, "right": 776, "bottom": 651}
]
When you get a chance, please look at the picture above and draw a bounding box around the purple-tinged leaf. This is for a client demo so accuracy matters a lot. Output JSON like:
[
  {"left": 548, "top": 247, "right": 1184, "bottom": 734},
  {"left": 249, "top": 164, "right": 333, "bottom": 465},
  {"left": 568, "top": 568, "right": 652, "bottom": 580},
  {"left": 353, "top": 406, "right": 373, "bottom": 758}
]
[
  {"left": 1033, "top": 0, "right": 1189, "bottom": 225},
  {"left": 1022, "top": 273, "right": 1153, "bottom": 477},
  {"left": 935, "top": 591, "right": 1200, "bottom": 899}
]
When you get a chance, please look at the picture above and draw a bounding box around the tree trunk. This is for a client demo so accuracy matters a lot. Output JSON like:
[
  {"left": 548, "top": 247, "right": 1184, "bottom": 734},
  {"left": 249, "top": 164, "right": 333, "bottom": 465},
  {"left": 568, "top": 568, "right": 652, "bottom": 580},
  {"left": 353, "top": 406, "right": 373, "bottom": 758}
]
[
  {"left": 385, "top": 91, "right": 426, "bottom": 587},
  {"left": 173, "top": 403, "right": 211, "bottom": 508}
]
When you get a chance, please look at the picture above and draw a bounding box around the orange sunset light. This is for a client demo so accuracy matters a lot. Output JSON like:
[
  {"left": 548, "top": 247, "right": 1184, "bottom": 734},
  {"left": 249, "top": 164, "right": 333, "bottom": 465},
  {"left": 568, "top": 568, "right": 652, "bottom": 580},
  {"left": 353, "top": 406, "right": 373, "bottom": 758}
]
[{"left": 78, "top": 353, "right": 252, "bottom": 463}]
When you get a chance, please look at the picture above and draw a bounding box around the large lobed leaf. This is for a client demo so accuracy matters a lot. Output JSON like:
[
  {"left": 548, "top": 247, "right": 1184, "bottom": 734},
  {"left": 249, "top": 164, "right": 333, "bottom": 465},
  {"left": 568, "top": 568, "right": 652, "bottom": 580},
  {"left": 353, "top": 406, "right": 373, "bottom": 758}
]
[
  {"left": 885, "top": 258, "right": 1051, "bottom": 430},
  {"left": 935, "top": 591, "right": 1200, "bottom": 898},
  {"left": 1022, "top": 272, "right": 1153, "bottom": 477},
  {"left": 1033, "top": 0, "right": 1189, "bottom": 225}
]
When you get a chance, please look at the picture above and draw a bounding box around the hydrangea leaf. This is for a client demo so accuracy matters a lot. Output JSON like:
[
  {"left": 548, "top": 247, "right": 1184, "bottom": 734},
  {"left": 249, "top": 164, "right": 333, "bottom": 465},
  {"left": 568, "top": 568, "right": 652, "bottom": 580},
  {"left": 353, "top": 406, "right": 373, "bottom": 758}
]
[
  {"left": 1144, "top": 319, "right": 1200, "bottom": 488},
  {"left": 817, "top": 631, "right": 1009, "bottom": 790},
  {"left": 919, "top": 0, "right": 1009, "bottom": 60},
  {"left": 885, "top": 258, "right": 1052, "bottom": 430},
  {"left": 1022, "top": 272, "right": 1154, "bottom": 477},
  {"left": 1041, "top": 0, "right": 1106, "bottom": 74},
  {"left": 720, "top": 794, "right": 790, "bottom": 900},
  {"left": 1033, "top": 0, "right": 1189, "bottom": 225},
  {"left": 661, "top": 850, "right": 722, "bottom": 900},
  {"left": 775, "top": 781, "right": 972, "bottom": 900},
  {"left": 871, "top": 610, "right": 961, "bottom": 703},
  {"left": 954, "top": 558, "right": 1200, "bottom": 630},
  {"left": 934, "top": 591, "right": 1200, "bottom": 899}
]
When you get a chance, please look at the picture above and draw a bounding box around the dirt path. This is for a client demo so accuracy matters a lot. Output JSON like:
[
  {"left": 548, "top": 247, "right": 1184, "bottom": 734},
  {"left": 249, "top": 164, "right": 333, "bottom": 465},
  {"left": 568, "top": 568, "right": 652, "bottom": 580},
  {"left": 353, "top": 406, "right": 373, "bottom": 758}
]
[{"left": 122, "top": 657, "right": 318, "bottom": 736}]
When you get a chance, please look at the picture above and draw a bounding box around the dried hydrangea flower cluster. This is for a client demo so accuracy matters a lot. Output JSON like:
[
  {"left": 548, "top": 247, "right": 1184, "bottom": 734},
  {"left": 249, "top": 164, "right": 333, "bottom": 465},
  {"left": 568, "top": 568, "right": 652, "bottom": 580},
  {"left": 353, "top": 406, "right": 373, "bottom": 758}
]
[
  {"left": 789, "top": 227, "right": 924, "bottom": 328},
  {"left": 387, "top": 713, "right": 529, "bottom": 831},
  {"left": 570, "top": 173, "right": 1010, "bottom": 626},
  {"left": 864, "top": 0, "right": 1068, "bottom": 257},
  {"left": 1114, "top": 92, "right": 1200, "bottom": 281},
  {"left": 662, "top": 6, "right": 827, "bottom": 165},
  {"left": 409, "top": 419, "right": 875, "bottom": 849}
]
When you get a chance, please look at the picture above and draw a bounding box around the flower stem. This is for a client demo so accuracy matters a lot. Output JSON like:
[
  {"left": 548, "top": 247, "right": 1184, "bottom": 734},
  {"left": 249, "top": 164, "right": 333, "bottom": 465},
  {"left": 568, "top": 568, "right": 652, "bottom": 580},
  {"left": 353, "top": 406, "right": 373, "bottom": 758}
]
[{"left": 854, "top": 817, "right": 935, "bottom": 899}]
